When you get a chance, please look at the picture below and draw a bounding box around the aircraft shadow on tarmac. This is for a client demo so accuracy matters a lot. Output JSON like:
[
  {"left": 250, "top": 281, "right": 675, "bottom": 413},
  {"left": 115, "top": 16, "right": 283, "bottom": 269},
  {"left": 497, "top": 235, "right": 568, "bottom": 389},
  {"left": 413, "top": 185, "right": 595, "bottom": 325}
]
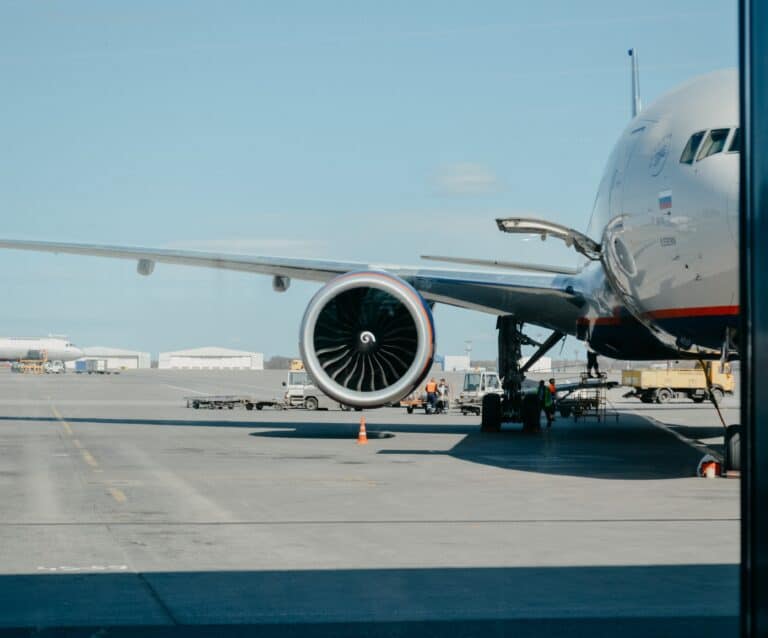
[
  {"left": 247, "top": 419, "right": 706, "bottom": 480},
  {"left": 611, "top": 400, "right": 739, "bottom": 413},
  {"left": 0, "top": 564, "right": 738, "bottom": 637},
  {"left": 0, "top": 414, "right": 708, "bottom": 480}
]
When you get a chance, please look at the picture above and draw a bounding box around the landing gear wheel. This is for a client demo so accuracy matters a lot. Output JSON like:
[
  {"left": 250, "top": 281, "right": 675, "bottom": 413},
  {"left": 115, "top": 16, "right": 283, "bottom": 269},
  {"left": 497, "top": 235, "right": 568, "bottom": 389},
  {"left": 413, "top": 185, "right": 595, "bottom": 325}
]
[
  {"left": 521, "top": 394, "right": 540, "bottom": 432},
  {"left": 481, "top": 394, "right": 502, "bottom": 432},
  {"left": 304, "top": 397, "right": 319, "bottom": 411},
  {"left": 725, "top": 424, "right": 741, "bottom": 472},
  {"left": 655, "top": 388, "right": 673, "bottom": 403}
]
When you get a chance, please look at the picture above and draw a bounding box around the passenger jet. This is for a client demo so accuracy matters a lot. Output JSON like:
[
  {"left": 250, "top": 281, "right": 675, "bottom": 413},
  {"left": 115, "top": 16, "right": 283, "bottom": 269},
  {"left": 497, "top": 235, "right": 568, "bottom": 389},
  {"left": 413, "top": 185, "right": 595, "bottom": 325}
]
[{"left": 0, "top": 62, "right": 740, "bottom": 460}]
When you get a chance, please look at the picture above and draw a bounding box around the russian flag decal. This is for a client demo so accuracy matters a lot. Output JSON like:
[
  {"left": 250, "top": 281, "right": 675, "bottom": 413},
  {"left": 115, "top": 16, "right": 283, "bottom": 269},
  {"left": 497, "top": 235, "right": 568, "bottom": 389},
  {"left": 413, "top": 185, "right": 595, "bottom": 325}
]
[{"left": 658, "top": 190, "right": 672, "bottom": 210}]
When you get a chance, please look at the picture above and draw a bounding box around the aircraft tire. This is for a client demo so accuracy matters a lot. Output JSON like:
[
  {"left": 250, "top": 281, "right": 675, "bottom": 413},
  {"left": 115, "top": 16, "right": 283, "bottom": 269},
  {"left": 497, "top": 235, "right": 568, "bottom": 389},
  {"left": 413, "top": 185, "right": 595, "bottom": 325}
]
[
  {"left": 481, "top": 394, "right": 502, "bottom": 432},
  {"left": 725, "top": 424, "right": 741, "bottom": 472},
  {"left": 521, "top": 394, "right": 540, "bottom": 432}
]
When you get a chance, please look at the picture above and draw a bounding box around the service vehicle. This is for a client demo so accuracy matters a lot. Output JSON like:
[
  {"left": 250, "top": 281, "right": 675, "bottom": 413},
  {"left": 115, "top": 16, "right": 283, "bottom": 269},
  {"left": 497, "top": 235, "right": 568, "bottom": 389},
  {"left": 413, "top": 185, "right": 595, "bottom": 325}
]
[
  {"left": 186, "top": 364, "right": 339, "bottom": 412},
  {"left": 86, "top": 359, "right": 110, "bottom": 374},
  {"left": 400, "top": 392, "right": 426, "bottom": 414},
  {"left": 455, "top": 369, "right": 503, "bottom": 416},
  {"left": 282, "top": 365, "right": 337, "bottom": 411},
  {"left": 43, "top": 360, "right": 65, "bottom": 374},
  {"left": 399, "top": 391, "right": 449, "bottom": 414},
  {"left": 622, "top": 362, "right": 734, "bottom": 404},
  {"left": 554, "top": 375, "right": 618, "bottom": 421}
]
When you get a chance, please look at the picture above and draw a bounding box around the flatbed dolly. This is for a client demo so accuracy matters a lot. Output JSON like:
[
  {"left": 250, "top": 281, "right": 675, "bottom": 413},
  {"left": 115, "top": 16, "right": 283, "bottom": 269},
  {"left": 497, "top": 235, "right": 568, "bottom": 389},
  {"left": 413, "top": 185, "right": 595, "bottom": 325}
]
[{"left": 185, "top": 395, "right": 286, "bottom": 411}]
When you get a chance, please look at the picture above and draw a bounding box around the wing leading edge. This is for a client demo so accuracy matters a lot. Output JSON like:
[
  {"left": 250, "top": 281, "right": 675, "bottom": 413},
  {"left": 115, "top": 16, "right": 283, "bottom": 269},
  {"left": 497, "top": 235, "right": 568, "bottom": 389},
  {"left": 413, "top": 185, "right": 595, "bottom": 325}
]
[{"left": 0, "top": 239, "right": 587, "bottom": 334}]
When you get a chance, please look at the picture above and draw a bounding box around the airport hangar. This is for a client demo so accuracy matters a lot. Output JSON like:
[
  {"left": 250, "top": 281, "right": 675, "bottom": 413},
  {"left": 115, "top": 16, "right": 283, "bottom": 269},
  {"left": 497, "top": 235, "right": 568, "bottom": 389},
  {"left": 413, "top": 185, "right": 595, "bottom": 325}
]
[{"left": 158, "top": 346, "right": 264, "bottom": 370}]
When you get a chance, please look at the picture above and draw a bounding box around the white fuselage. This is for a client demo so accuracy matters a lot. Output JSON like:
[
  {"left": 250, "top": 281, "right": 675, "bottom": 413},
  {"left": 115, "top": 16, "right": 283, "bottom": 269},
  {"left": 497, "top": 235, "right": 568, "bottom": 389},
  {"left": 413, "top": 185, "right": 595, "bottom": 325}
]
[
  {"left": 0, "top": 337, "right": 84, "bottom": 362},
  {"left": 581, "top": 69, "right": 739, "bottom": 355}
]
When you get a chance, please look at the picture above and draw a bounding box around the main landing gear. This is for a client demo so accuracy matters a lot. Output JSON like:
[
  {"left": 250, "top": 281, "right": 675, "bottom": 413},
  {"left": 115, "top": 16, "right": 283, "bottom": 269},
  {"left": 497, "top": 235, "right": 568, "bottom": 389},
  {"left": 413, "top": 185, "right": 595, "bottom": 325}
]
[{"left": 480, "top": 316, "right": 564, "bottom": 433}]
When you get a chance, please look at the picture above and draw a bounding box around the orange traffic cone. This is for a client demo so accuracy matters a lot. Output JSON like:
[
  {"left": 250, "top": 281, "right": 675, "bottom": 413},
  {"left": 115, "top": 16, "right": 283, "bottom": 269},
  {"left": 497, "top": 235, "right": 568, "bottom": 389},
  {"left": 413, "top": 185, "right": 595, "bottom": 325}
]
[
  {"left": 357, "top": 416, "right": 368, "bottom": 445},
  {"left": 697, "top": 454, "right": 721, "bottom": 478}
]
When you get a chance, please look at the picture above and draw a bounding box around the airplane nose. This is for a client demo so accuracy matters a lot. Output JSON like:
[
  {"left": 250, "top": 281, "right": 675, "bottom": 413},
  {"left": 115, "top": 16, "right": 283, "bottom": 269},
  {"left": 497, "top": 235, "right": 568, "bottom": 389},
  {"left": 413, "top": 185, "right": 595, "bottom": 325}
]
[{"left": 71, "top": 347, "right": 84, "bottom": 358}]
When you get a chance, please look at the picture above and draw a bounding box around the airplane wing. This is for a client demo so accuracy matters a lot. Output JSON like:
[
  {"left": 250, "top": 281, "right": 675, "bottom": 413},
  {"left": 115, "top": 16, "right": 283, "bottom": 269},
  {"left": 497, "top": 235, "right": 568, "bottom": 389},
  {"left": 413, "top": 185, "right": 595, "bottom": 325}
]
[{"left": 0, "top": 239, "right": 587, "bottom": 334}]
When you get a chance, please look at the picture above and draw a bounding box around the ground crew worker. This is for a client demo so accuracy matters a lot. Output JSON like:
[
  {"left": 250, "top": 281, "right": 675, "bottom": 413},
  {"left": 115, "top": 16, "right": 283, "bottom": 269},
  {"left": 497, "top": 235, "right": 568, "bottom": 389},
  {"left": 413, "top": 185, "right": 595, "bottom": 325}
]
[
  {"left": 541, "top": 381, "right": 555, "bottom": 428},
  {"left": 587, "top": 347, "right": 601, "bottom": 378},
  {"left": 536, "top": 380, "right": 547, "bottom": 430},
  {"left": 425, "top": 378, "right": 438, "bottom": 412},
  {"left": 547, "top": 378, "right": 557, "bottom": 426},
  {"left": 438, "top": 378, "right": 450, "bottom": 411}
]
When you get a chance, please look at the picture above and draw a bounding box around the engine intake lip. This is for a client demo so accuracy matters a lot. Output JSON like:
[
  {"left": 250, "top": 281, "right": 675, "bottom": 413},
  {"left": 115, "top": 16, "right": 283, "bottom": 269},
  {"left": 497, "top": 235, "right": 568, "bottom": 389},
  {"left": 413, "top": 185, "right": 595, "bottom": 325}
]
[{"left": 300, "top": 271, "right": 434, "bottom": 408}]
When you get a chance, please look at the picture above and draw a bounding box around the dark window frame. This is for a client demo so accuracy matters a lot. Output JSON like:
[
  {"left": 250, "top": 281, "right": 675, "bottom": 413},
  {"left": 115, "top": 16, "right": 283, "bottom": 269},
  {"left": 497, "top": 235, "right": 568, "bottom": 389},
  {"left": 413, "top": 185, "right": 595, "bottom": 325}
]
[
  {"left": 680, "top": 130, "right": 706, "bottom": 164},
  {"left": 696, "top": 127, "right": 731, "bottom": 160},
  {"left": 728, "top": 127, "right": 741, "bottom": 153}
]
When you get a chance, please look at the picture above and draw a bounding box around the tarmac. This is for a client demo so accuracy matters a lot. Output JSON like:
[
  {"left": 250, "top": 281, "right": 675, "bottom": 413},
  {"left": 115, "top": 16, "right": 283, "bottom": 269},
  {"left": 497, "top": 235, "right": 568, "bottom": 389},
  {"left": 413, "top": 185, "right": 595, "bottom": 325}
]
[{"left": 0, "top": 369, "right": 740, "bottom": 636}]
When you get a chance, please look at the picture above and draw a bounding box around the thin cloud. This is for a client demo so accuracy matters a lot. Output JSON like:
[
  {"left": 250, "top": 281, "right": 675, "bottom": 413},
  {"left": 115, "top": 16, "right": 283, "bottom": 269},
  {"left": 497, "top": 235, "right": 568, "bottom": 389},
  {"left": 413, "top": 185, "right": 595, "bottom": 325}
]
[{"left": 434, "top": 163, "right": 501, "bottom": 196}]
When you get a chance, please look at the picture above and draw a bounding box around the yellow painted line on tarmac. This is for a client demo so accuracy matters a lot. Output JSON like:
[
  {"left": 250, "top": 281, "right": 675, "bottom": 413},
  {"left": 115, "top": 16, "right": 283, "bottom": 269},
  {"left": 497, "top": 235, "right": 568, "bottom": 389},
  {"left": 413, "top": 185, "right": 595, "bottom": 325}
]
[
  {"left": 51, "top": 406, "right": 73, "bottom": 436},
  {"left": 108, "top": 488, "right": 127, "bottom": 503},
  {"left": 81, "top": 450, "right": 99, "bottom": 469},
  {"left": 50, "top": 406, "right": 102, "bottom": 472}
]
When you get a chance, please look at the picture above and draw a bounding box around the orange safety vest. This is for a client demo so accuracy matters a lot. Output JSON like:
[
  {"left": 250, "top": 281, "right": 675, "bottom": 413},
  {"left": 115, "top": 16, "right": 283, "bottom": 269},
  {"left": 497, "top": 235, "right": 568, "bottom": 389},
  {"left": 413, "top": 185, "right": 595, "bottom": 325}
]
[{"left": 426, "top": 382, "right": 437, "bottom": 393}]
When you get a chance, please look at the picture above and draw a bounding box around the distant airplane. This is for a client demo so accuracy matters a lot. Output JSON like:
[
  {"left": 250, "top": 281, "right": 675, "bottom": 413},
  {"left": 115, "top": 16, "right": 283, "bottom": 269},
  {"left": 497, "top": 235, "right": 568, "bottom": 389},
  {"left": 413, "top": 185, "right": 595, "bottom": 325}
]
[
  {"left": 0, "top": 56, "right": 740, "bottom": 460},
  {"left": 0, "top": 337, "right": 83, "bottom": 363}
]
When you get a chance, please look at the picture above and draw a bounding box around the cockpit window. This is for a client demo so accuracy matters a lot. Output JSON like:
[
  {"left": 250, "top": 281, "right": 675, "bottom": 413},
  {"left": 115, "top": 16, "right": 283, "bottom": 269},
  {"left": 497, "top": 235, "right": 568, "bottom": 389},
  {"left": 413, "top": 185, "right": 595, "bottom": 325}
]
[
  {"left": 728, "top": 127, "right": 741, "bottom": 153},
  {"left": 679, "top": 131, "right": 705, "bottom": 164},
  {"left": 696, "top": 128, "right": 730, "bottom": 161}
]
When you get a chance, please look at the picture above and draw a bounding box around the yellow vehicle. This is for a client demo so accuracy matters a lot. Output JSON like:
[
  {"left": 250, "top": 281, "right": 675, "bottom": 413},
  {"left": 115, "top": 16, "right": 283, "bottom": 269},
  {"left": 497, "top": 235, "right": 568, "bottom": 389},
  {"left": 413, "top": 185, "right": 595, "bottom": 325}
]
[{"left": 622, "top": 362, "right": 734, "bottom": 404}]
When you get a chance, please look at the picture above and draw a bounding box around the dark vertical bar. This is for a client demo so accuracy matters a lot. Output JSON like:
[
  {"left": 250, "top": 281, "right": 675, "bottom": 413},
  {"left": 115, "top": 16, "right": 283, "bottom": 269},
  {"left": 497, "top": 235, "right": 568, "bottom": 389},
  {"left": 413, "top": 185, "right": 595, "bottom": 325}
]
[{"left": 740, "top": 0, "right": 768, "bottom": 635}]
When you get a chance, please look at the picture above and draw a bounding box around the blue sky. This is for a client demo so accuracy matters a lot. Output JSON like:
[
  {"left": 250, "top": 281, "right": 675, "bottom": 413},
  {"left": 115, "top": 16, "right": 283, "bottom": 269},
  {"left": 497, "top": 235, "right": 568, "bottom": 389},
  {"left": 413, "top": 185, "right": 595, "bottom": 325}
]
[{"left": 0, "top": 1, "right": 737, "bottom": 359}]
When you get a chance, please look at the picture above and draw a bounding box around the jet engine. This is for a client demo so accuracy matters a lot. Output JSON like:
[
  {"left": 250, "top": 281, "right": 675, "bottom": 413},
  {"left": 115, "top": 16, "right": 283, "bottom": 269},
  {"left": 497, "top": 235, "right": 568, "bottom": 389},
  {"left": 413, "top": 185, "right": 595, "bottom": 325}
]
[{"left": 299, "top": 272, "right": 435, "bottom": 409}]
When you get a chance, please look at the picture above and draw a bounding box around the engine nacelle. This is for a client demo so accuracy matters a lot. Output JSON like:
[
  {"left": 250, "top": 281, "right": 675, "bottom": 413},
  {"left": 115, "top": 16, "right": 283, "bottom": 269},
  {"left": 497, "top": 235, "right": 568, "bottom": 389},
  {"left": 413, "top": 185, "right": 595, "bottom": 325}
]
[{"left": 299, "top": 272, "right": 435, "bottom": 408}]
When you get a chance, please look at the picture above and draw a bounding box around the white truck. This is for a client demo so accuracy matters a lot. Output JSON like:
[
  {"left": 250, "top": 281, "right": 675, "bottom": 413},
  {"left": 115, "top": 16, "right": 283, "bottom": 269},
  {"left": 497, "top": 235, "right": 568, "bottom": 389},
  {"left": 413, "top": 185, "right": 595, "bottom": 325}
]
[
  {"left": 86, "top": 359, "right": 109, "bottom": 374},
  {"left": 282, "top": 368, "right": 338, "bottom": 411},
  {"left": 43, "top": 360, "right": 65, "bottom": 374},
  {"left": 455, "top": 369, "right": 503, "bottom": 416}
]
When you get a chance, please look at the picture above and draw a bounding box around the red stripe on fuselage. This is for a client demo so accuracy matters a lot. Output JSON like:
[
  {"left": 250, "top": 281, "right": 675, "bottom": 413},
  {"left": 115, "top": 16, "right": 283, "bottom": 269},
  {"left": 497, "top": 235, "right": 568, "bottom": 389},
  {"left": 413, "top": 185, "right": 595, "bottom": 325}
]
[
  {"left": 580, "top": 305, "right": 740, "bottom": 326},
  {"left": 644, "top": 305, "right": 740, "bottom": 320}
]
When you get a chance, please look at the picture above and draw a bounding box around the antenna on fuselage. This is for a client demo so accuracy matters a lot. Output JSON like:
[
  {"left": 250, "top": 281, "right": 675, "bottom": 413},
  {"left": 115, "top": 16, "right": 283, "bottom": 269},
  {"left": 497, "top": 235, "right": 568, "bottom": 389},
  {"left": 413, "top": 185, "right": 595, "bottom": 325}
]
[{"left": 628, "top": 48, "right": 642, "bottom": 118}]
